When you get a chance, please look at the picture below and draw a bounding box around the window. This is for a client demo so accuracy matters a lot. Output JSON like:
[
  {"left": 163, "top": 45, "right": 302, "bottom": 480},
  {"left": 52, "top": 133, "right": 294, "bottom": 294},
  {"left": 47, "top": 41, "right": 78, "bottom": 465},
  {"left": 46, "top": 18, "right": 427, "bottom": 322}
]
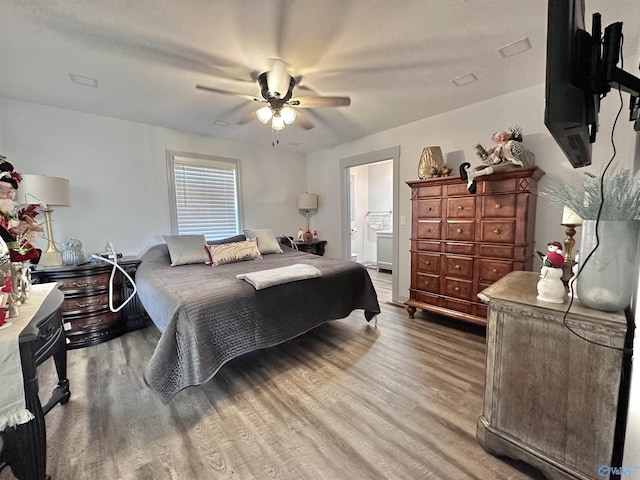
[{"left": 166, "top": 151, "right": 242, "bottom": 241}]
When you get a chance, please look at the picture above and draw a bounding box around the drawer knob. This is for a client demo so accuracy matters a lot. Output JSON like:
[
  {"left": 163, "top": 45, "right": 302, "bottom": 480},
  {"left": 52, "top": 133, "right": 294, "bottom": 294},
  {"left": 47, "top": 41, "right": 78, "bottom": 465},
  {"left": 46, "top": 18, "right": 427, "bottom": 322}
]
[
  {"left": 495, "top": 203, "right": 502, "bottom": 209},
  {"left": 428, "top": 207, "right": 432, "bottom": 211},
  {"left": 424, "top": 280, "right": 429, "bottom": 286},
  {"left": 493, "top": 228, "right": 501, "bottom": 234},
  {"left": 454, "top": 287, "right": 460, "bottom": 292},
  {"left": 492, "top": 268, "right": 498, "bottom": 273},
  {"left": 425, "top": 260, "right": 430, "bottom": 265},
  {"left": 426, "top": 228, "right": 431, "bottom": 232},
  {"left": 454, "top": 264, "right": 461, "bottom": 270},
  {"left": 457, "top": 205, "right": 464, "bottom": 210},
  {"left": 456, "top": 228, "right": 463, "bottom": 234}
]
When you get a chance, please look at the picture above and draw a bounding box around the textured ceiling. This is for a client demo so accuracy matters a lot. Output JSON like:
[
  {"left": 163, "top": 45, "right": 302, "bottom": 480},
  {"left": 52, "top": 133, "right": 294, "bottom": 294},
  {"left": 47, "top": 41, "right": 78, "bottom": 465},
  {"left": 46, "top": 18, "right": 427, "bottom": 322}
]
[{"left": 1, "top": 0, "right": 638, "bottom": 153}]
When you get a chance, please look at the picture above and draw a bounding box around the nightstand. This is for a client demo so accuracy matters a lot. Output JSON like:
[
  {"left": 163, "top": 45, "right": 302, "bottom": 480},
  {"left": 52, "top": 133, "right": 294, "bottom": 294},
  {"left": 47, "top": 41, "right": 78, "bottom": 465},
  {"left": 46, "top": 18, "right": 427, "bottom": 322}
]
[
  {"left": 295, "top": 240, "right": 327, "bottom": 256},
  {"left": 31, "top": 257, "right": 149, "bottom": 348}
]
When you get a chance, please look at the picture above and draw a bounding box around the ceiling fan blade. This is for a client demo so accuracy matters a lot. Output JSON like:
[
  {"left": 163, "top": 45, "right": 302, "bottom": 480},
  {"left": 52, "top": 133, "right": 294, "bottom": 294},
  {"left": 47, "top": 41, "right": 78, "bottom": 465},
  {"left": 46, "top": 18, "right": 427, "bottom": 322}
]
[
  {"left": 294, "top": 110, "right": 314, "bottom": 130},
  {"left": 291, "top": 96, "right": 351, "bottom": 108},
  {"left": 196, "top": 84, "right": 261, "bottom": 102}
]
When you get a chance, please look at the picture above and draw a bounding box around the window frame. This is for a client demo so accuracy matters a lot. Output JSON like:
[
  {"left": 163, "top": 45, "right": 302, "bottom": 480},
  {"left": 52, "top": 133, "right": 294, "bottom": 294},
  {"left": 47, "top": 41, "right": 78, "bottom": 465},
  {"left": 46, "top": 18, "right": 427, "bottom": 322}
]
[{"left": 166, "top": 150, "right": 243, "bottom": 240}]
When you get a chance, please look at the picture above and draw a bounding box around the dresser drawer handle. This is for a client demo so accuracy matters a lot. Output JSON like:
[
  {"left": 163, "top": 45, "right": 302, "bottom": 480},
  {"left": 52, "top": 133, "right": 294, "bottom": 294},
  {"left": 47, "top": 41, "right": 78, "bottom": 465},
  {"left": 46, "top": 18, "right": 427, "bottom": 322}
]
[
  {"left": 457, "top": 205, "right": 464, "bottom": 210},
  {"left": 73, "top": 282, "right": 90, "bottom": 288},
  {"left": 428, "top": 207, "right": 432, "bottom": 211},
  {"left": 75, "top": 303, "right": 90, "bottom": 308},
  {"left": 456, "top": 228, "right": 463, "bottom": 234},
  {"left": 426, "top": 228, "right": 431, "bottom": 232},
  {"left": 491, "top": 268, "right": 498, "bottom": 274},
  {"left": 495, "top": 203, "right": 502, "bottom": 209},
  {"left": 424, "top": 280, "right": 429, "bottom": 286},
  {"left": 454, "top": 264, "right": 461, "bottom": 270},
  {"left": 454, "top": 287, "right": 460, "bottom": 292},
  {"left": 425, "top": 260, "right": 430, "bottom": 266},
  {"left": 493, "top": 228, "right": 501, "bottom": 234}
]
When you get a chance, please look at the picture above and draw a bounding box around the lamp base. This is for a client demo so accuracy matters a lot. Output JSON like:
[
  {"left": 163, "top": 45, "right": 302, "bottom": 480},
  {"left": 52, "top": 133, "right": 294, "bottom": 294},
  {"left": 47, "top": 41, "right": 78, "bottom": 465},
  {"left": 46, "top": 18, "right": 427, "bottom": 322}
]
[{"left": 41, "top": 250, "right": 63, "bottom": 268}]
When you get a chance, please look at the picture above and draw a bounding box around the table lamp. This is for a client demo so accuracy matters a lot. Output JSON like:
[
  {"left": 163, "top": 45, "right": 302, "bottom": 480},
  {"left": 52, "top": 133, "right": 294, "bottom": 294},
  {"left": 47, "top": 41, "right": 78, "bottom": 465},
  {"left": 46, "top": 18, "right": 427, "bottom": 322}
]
[
  {"left": 561, "top": 206, "right": 582, "bottom": 262},
  {"left": 18, "top": 174, "right": 70, "bottom": 267},
  {"left": 297, "top": 193, "right": 318, "bottom": 240}
]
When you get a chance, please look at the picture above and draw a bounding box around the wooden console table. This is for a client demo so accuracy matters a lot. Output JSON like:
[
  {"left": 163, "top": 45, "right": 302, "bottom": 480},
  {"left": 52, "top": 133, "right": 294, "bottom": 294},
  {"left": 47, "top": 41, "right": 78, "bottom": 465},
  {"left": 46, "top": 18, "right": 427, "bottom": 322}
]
[
  {"left": 0, "top": 286, "right": 70, "bottom": 480},
  {"left": 477, "top": 271, "right": 631, "bottom": 480}
]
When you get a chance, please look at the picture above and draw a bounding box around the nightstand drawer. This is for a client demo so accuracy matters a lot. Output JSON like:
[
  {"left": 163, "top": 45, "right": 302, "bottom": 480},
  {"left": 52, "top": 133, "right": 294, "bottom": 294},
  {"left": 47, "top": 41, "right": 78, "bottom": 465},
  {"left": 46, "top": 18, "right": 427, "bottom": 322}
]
[
  {"left": 61, "top": 291, "right": 121, "bottom": 315},
  {"left": 57, "top": 273, "right": 112, "bottom": 293}
]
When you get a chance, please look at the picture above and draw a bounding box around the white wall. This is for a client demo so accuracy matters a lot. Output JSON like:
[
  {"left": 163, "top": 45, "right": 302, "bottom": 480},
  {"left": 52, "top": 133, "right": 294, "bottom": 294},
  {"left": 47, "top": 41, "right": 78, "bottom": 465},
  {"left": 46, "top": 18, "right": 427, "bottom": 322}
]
[{"left": 0, "top": 97, "right": 307, "bottom": 258}]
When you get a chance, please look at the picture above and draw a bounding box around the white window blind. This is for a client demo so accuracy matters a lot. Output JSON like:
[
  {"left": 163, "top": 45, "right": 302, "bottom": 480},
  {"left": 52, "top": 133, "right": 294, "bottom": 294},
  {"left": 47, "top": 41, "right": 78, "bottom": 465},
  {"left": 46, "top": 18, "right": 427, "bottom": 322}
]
[{"left": 168, "top": 153, "right": 241, "bottom": 241}]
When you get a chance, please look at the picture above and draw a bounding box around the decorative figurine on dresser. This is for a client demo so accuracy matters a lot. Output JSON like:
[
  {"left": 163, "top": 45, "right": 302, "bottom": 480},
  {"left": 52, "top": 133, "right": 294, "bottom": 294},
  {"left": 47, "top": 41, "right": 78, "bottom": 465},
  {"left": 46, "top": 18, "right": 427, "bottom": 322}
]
[
  {"left": 406, "top": 144, "right": 544, "bottom": 325},
  {"left": 31, "top": 256, "right": 149, "bottom": 348}
]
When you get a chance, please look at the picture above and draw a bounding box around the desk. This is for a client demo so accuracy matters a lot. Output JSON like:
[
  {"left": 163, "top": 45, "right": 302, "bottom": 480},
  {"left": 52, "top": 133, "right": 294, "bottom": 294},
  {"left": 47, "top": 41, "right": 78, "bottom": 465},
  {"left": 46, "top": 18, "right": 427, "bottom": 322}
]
[{"left": 0, "top": 287, "right": 69, "bottom": 480}]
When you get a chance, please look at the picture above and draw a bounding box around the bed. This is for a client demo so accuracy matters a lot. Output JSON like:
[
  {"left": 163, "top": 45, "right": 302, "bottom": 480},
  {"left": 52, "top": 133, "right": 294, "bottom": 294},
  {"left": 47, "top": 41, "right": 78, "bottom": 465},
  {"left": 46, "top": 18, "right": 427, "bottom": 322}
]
[{"left": 136, "top": 236, "right": 380, "bottom": 403}]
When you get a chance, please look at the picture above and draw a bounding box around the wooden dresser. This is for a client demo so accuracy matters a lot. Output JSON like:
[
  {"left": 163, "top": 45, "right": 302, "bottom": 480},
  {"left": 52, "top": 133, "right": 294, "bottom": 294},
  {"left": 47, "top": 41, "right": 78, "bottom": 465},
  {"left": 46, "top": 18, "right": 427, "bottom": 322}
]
[
  {"left": 406, "top": 167, "right": 544, "bottom": 326},
  {"left": 31, "top": 257, "right": 148, "bottom": 348}
]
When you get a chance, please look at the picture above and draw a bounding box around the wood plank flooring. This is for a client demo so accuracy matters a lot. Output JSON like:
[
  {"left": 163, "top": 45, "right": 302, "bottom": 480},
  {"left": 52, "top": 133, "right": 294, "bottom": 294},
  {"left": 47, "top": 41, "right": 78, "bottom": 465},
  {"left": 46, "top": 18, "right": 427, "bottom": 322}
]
[{"left": 2, "top": 269, "right": 545, "bottom": 479}]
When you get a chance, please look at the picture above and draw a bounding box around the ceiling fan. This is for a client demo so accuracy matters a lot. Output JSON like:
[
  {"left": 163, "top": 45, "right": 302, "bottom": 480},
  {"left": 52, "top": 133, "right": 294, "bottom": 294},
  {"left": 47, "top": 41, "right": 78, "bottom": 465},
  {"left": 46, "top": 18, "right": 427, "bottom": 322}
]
[{"left": 196, "top": 59, "right": 351, "bottom": 131}]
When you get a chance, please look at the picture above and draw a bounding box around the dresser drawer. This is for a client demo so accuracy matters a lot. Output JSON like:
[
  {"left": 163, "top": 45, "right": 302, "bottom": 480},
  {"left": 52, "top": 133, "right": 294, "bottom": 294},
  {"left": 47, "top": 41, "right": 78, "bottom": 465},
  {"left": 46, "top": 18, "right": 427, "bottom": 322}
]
[
  {"left": 445, "top": 298, "right": 474, "bottom": 315},
  {"left": 62, "top": 292, "right": 113, "bottom": 315},
  {"left": 445, "top": 242, "right": 475, "bottom": 255},
  {"left": 63, "top": 309, "right": 121, "bottom": 334},
  {"left": 414, "top": 272, "right": 440, "bottom": 294},
  {"left": 445, "top": 220, "right": 474, "bottom": 241},
  {"left": 444, "top": 255, "right": 474, "bottom": 279},
  {"left": 480, "top": 220, "right": 516, "bottom": 243},
  {"left": 479, "top": 259, "right": 513, "bottom": 283},
  {"left": 444, "top": 278, "right": 474, "bottom": 301},
  {"left": 57, "top": 273, "right": 112, "bottom": 293},
  {"left": 447, "top": 197, "right": 475, "bottom": 218},
  {"left": 447, "top": 183, "right": 470, "bottom": 196},
  {"left": 417, "top": 185, "right": 442, "bottom": 197},
  {"left": 481, "top": 178, "right": 518, "bottom": 193},
  {"left": 413, "top": 290, "right": 443, "bottom": 307},
  {"left": 480, "top": 244, "right": 514, "bottom": 259},
  {"left": 417, "top": 199, "right": 442, "bottom": 218},
  {"left": 417, "top": 220, "right": 442, "bottom": 239},
  {"left": 482, "top": 194, "right": 517, "bottom": 218},
  {"left": 415, "top": 240, "right": 441, "bottom": 252},
  {"left": 416, "top": 253, "right": 440, "bottom": 274}
]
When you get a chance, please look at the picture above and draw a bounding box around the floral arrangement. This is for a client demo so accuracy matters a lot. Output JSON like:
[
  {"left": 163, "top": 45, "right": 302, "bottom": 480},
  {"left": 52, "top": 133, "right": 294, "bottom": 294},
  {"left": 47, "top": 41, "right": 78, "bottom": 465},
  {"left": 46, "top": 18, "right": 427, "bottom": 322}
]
[
  {"left": 0, "top": 155, "right": 43, "bottom": 263},
  {"left": 540, "top": 167, "right": 640, "bottom": 220}
]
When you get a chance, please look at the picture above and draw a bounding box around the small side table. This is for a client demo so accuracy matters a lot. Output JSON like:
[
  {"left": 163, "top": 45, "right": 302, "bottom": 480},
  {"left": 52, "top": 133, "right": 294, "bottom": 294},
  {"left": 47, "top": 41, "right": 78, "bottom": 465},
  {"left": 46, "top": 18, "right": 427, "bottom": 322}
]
[
  {"left": 294, "top": 240, "right": 327, "bottom": 256},
  {"left": 31, "top": 257, "right": 149, "bottom": 348}
]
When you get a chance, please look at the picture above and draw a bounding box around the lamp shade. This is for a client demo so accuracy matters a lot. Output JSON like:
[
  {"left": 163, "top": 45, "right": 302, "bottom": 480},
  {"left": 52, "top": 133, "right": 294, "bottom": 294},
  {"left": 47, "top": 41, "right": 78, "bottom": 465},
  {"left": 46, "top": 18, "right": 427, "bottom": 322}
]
[
  {"left": 298, "top": 193, "right": 318, "bottom": 210},
  {"left": 18, "top": 174, "right": 70, "bottom": 207},
  {"left": 561, "top": 206, "right": 582, "bottom": 226}
]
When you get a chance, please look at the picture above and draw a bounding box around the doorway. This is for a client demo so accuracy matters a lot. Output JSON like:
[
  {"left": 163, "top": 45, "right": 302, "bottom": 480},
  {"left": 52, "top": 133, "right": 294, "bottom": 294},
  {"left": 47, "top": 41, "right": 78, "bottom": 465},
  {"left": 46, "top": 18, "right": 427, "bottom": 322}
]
[{"left": 340, "top": 146, "right": 400, "bottom": 304}]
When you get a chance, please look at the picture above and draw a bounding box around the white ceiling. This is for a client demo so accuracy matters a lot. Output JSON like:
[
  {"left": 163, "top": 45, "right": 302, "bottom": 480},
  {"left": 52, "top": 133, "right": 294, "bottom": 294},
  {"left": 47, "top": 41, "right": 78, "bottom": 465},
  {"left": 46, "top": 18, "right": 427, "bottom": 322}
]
[{"left": 1, "top": 0, "right": 638, "bottom": 153}]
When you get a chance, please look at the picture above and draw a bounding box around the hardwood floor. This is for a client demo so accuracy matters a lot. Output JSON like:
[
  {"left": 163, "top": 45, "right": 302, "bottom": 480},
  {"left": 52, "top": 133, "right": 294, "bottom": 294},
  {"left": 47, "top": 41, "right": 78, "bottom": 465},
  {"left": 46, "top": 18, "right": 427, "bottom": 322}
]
[{"left": 3, "top": 268, "right": 545, "bottom": 480}]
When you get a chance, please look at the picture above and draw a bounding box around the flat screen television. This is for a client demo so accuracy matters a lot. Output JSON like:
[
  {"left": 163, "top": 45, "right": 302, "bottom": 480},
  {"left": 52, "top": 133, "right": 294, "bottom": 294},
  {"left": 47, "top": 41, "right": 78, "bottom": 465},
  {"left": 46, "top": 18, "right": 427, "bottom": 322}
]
[{"left": 544, "top": 0, "right": 640, "bottom": 168}]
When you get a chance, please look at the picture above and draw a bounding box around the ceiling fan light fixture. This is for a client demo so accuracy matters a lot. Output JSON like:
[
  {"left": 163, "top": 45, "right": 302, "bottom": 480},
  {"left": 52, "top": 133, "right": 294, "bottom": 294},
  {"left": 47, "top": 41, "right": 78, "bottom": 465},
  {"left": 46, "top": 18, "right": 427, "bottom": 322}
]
[
  {"left": 271, "top": 115, "right": 285, "bottom": 131},
  {"left": 281, "top": 106, "right": 296, "bottom": 125},
  {"left": 256, "top": 106, "right": 273, "bottom": 124}
]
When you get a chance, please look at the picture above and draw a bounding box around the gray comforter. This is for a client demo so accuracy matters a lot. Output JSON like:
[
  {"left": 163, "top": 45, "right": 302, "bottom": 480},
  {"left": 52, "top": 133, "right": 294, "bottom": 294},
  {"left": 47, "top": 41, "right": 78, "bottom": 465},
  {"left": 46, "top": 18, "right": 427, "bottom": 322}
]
[{"left": 137, "top": 244, "right": 380, "bottom": 402}]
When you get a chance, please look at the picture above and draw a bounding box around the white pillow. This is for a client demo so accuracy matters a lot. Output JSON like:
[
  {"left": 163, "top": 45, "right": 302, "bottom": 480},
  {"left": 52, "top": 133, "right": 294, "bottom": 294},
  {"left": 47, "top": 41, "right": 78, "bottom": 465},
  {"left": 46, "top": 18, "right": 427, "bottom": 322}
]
[
  {"left": 243, "top": 228, "right": 283, "bottom": 254},
  {"left": 205, "top": 239, "right": 262, "bottom": 266},
  {"left": 163, "top": 234, "right": 208, "bottom": 266}
]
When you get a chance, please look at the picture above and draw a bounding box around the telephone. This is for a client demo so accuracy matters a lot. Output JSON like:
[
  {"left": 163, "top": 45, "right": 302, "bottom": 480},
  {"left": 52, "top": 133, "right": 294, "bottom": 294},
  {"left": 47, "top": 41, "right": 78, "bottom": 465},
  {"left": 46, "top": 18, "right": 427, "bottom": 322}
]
[{"left": 89, "top": 242, "right": 137, "bottom": 313}]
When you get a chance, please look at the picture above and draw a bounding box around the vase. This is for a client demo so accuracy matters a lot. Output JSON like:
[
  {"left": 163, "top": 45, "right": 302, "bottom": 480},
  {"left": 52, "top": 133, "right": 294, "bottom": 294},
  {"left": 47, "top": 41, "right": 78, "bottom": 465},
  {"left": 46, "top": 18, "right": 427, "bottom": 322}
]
[
  {"left": 576, "top": 220, "right": 640, "bottom": 312},
  {"left": 536, "top": 266, "right": 566, "bottom": 304}
]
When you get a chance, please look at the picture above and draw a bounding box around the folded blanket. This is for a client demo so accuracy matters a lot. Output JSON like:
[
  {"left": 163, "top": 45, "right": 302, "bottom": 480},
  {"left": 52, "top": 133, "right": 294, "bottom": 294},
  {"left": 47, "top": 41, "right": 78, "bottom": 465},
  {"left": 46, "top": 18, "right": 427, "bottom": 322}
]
[{"left": 237, "top": 263, "right": 322, "bottom": 290}]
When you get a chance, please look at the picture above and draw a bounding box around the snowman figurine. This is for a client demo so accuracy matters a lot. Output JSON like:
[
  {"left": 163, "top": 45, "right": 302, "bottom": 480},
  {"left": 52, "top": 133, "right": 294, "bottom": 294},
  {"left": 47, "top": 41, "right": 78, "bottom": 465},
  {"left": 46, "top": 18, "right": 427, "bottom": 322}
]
[{"left": 536, "top": 241, "right": 566, "bottom": 304}]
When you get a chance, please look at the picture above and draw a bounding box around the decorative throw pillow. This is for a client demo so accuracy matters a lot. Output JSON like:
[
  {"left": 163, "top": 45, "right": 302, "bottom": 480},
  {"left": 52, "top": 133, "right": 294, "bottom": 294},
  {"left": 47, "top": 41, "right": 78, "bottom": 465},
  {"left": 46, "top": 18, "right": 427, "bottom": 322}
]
[
  {"left": 205, "top": 238, "right": 263, "bottom": 266},
  {"left": 243, "top": 228, "right": 283, "bottom": 254},
  {"left": 163, "top": 234, "right": 208, "bottom": 266}
]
